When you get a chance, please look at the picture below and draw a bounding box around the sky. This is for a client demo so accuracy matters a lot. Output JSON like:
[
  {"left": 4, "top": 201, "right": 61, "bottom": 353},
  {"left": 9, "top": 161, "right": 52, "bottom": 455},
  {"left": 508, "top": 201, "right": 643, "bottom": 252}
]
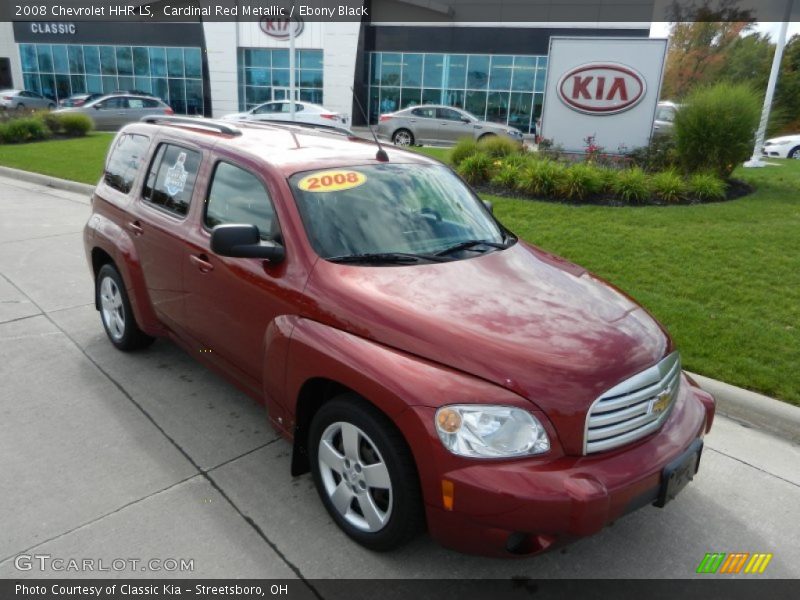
[{"left": 650, "top": 21, "right": 800, "bottom": 39}]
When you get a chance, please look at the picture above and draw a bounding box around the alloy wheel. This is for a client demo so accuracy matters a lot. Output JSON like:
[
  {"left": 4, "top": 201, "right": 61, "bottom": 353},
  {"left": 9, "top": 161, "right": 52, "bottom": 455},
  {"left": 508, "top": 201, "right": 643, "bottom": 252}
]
[
  {"left": 393, "top": 131, "right": 412, "bottom": 146},
  {"left": 100, "top": 276, "right": 126, "bottom": 341},
  {"left": 317, "top": 421, "right": 393, "bottom": 532}
]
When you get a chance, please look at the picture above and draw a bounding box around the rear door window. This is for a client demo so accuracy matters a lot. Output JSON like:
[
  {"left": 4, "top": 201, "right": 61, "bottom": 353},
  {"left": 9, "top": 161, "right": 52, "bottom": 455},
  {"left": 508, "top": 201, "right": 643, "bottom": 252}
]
[
  {"left": 142, "top": 143, "right": 202, "bottom": 218},
  {"left": 437, "top": 108, "right": 463, "bottom": 121},
  {"left": 103, "top": 133, "right": 150, "bottom": 194},
  {"left": 411, "top": 107, "right": 436, "bottom": 118},
  {"left": 205, "top": 162, "right": 277, "bottom": 240}
]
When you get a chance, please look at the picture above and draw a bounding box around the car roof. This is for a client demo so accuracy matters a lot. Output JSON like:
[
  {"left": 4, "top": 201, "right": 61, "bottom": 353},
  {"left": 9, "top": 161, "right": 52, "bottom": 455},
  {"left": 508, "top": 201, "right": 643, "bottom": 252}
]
[{"left": 125, "top": 119, "right": 438, "bottom": 177}]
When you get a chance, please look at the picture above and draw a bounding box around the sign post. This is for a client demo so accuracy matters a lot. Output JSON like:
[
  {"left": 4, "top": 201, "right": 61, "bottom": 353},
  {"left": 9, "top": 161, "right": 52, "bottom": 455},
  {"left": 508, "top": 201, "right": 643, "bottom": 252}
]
[{"left": 289, "top": 0, "right": 296, "bottom": 122}]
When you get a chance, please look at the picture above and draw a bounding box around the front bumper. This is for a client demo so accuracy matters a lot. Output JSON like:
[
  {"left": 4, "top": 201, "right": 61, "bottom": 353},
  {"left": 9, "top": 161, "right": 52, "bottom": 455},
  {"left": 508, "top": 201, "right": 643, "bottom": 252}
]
[{"left": 405, "top": 376, "right": 714, "bottom": 557}]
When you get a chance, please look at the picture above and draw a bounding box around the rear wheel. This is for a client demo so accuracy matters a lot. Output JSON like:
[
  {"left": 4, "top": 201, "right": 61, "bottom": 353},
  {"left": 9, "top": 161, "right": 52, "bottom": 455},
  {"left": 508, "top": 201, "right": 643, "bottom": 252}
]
[
  {"left": 96, "top": 264, "right": 154, "bottom": 351},
  {"left": 15, "top": 103, "right": 25, "bottom": 113},
  {"left": 789, "top": 146, "right": 800, "bottom": 160},
  {"left": 392, "top": 129, "right": 414, "bottom": 147},
  {"left": 309, "top": 394, "right": 424, "bottom": 551},
  {"left": 479, "top": 133, "right": 496, "bottom": 141}
]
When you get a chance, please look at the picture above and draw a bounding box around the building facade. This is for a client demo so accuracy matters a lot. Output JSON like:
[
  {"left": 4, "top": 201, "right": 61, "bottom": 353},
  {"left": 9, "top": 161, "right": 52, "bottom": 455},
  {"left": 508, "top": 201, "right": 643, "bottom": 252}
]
[{"left": 1, "top": 15, "right": 648, "bottom": 133}]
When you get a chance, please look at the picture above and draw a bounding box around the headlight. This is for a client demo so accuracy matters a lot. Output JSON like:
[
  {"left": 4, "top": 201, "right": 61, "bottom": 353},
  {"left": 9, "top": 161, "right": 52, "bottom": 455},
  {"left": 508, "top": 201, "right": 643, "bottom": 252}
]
[{"left": 435, "top": 405, "right": 550, "bottom": 458}]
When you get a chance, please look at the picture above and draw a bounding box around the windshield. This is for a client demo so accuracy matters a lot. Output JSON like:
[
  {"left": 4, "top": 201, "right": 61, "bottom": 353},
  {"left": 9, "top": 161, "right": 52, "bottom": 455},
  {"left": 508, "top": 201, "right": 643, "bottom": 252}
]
[{"left": 289, "top": 164, "right": 507, "bottom": 261}]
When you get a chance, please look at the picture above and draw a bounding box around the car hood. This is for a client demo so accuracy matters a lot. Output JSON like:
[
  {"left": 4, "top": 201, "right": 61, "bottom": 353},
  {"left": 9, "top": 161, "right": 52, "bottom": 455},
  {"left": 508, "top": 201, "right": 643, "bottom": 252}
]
[
  {"left": 305, "top": 242, "right": 670, "bottom": 454},
  {"left": 766, "top": 135, "right": 800, "bottom": 144}
]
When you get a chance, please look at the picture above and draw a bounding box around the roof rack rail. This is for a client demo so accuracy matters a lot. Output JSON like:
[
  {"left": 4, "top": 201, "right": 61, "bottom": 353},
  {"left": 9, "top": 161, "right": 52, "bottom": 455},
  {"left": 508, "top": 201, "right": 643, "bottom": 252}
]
[
  {"left": 139, "top": 115, "right": 242, "bottom": 136},
  {"left": 238, "top": 118, "right": 354, "bottom": 137}
]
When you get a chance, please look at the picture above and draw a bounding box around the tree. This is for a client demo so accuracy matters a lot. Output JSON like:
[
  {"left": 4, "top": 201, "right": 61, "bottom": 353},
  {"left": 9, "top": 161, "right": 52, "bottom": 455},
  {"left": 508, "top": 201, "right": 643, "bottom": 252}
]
[
  {"left": 774, "top": 35, "right": 800, "bottom": 134},
  {"left": 662, "top": 21, "right": 755, "bottom": 98}
]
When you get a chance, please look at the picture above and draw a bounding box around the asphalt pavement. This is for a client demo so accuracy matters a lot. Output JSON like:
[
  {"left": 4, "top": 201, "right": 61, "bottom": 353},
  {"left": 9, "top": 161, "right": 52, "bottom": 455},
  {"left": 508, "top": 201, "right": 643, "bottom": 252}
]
[{"left": 0, "top": 175, "right": 798, "bottom": 580}]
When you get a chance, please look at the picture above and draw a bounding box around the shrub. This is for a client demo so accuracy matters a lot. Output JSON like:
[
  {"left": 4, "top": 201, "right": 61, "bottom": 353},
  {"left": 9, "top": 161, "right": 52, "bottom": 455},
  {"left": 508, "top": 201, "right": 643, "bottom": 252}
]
[
  {"left": 490, "top": 161, "right": 523, "bottom": 189},
  {"left": 38, "top": 110, "right": 62, "bottom": 134},
  {"left": 674, "top": 83, "right": 761, "bottom": 177},
  {"left": 517, "top": 159, "right": 566, "bottom": 198},
  {"left": 451, "top": 137, "right": 479, "bottom": 167},
  {"left": 477, "top": 134, "right": 522, "bottom": 159},
  {"left": 612, "top": 167, "right": 651, "bottom": 204},
  {"left": 457, "top": 152, "right": 493, "bottom": 185},
  {"left": 559, "top": 163, "right": 604, "bottom": 201},
  {"left": 629, "top": 135, "right": 679, "bottom": 173},
  {"left": 0, "top": 116, "right": 49, "bottom": 144},
  {"left": 688, "top": 172, "right": 727, "bottom": 202},
  {"left": 651, "top": 170, "right": 688, "bottom": 203},
  {"left": 57, "top": 113, "right": 93, "bottom": 137}
]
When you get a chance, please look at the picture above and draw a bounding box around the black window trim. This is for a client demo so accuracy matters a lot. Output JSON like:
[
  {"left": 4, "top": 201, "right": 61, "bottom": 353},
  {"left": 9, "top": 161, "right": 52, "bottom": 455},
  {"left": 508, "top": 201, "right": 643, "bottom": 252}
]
[
  {"left": 139, "top": 140, "right": 203, "bottom": 222},
  {"left": 201, "top": 158, "right": 282, "bottom": 242}
]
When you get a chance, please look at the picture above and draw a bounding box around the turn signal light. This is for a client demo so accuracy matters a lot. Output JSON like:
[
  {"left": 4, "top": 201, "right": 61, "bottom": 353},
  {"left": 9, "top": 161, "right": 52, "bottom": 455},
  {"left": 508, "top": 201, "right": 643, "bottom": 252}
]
[{"left": 442, "top": 479, "right": 454, "bottom": 511}]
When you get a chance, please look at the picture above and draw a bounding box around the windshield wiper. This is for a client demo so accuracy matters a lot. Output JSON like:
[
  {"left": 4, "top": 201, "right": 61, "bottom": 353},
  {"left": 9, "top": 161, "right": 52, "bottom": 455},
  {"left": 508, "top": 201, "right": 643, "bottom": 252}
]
[
  {"left": 327, "top": 252, "right": 447, "bottom": 265},
  {"left": 434, "top": 239, "right": 509, "bottom": 257}
]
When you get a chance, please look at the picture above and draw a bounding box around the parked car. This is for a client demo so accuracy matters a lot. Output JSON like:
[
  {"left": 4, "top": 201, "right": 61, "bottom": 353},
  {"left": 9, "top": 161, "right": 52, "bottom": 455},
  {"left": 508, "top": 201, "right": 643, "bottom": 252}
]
[
  {"left": 0, "top": 89, "right": 55, "bottom": 112},
  {"left": 653, "top": 101, "right": 680, "bottom": 136},
  {"left": 58, "top": 93, "right": 104, "bottom": 108},
  {"left": 762, "top": 134, "right": 800, "bottom": 159},
  {"left": 84, "top": 116, "right": 715, "bottom": 557},
  {"left": 223, "top": 100, "right": 347, "bottom": 127},
  {"left": 54, "top": 94, "right": 173, "bottom": 130},
  {"left": 377, "top": 104, "right": 524, "bottom": 146}
]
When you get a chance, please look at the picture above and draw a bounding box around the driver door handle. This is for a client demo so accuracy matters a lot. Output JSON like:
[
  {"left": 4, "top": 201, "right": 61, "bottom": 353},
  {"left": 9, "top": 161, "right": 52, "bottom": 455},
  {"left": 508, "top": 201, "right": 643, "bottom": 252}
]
[
  {"left": 190, "top": 254, "right": 214, "bottom": 273},
  {"left": 128, "top": 221, "right": 143, "bottom": 235}
]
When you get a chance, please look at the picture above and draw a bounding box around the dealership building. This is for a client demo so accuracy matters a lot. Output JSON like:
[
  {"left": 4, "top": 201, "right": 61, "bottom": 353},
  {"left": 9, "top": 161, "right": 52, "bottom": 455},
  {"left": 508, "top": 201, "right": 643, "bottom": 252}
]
[{"left": 0, "top": 1, "right": 653, "bottom": 133}]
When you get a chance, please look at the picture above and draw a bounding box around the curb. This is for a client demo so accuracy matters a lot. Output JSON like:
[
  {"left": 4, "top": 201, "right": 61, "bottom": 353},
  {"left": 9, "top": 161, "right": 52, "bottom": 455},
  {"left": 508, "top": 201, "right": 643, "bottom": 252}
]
[
  {"left": 688, "top": 372, "right": 800, "bottom": 444},
  {"left": 2, "top": 165, "right": 798, "bottom": 444},
  {"left": 0, "top": 165, "right": 95, "bottom": 196}
]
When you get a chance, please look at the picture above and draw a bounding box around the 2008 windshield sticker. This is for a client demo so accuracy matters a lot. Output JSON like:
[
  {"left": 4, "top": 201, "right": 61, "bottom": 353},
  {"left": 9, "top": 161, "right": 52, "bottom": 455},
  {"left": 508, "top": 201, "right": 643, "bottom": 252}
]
[
  {"left": 298, "top": 170, "right": 367, "bottom": 193},
  {"left": 165, "top": 152, "right": 188, "bottom": 197}
]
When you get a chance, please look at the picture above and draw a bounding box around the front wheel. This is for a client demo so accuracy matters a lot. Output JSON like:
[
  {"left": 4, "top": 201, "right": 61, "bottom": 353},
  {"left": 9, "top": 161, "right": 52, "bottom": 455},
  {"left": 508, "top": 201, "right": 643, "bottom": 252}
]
[
  {"left": 309, "top": 395, "right": 424, "bottom": 551},
  {"left": 392, "top": 129, "right": 414, "bottom": 147},
  {"left": 96, "top": 264, "right": 154, "bottom": 351},
  {"left": 789, "top": 146, "right": 800, "bottom": 160}
]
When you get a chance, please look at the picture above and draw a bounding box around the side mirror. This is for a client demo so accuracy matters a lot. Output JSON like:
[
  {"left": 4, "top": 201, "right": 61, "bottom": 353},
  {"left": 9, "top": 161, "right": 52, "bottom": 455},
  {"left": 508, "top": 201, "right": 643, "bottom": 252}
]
[
  {"left": 211, "top": 224, "right": 285, "bottom": 262},
  {"left": 482, "top": 200, "right": 494, "bottom": 214},
  {"left": 93, "top": 104, "right": 102, "bottom": 110},
  {"left": 461, "top": 117, "right": 471, "bottom": 123}
]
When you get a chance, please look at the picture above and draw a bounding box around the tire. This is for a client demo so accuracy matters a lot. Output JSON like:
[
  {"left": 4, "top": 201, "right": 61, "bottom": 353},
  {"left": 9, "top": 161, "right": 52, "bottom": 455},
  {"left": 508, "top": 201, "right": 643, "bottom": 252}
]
[
  {"left": 96, "top": 264, "right": 154, "bottom": 351},
  {"left": 309, "top": 394, "right": 424, "bottom": 551},
  {"left": 479, "top": 133, "right": 496, "bottom": 141},
  {"left": 392, "top": 129, "right": 414, "bottom": 147},
  {"left": 15, "top": 103, "right": 25, "bottom": 113},
  {"left": 789, "top": 146, "right": 800, "bottom": 160}
]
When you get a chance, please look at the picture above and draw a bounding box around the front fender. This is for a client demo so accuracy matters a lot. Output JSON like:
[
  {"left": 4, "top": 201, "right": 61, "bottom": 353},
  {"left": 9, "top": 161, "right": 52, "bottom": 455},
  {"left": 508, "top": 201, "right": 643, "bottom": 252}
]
[{"left": 282, "top": 318, "right": 562, "bottom": 497}]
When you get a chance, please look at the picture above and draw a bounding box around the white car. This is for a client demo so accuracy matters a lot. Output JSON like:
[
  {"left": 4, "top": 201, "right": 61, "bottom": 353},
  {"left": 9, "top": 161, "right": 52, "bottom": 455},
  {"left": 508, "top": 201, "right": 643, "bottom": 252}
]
[
  {"left": 762, "top": 134, "right": 800, "bottom": 159},
  {"left": 222, "top": 100, "right": 347, "bottom": 128}
]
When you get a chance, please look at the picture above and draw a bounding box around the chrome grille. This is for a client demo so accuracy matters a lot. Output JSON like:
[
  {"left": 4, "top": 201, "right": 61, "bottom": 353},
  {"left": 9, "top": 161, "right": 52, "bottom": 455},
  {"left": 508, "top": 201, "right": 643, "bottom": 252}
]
[{"left": 584, "top": 352, "right": 681, "bottom": 454}]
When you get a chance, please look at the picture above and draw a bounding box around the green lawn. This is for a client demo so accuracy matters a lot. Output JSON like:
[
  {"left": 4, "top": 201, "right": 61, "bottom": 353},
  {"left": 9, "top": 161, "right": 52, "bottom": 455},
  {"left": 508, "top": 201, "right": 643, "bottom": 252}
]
[
  {"left": 0, "top": 132, "right": 115, "bottom": 185},
  {"left": 0, "top": 136, "right": 797, "bottom": 404}
]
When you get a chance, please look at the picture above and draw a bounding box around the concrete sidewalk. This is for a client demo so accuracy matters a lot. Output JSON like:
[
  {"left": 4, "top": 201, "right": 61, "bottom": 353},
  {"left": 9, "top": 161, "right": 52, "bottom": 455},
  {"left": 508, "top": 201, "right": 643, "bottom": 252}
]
[{"left": 0, "top": 175, "right": 798, "bottom": 581}]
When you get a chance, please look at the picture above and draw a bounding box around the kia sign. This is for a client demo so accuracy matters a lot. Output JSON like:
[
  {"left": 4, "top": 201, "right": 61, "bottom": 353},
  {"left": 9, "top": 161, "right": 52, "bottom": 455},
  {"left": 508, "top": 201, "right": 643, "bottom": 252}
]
[
  {"left": 259, "top": 17, "right": 304, "bottom": 40},
  {"left": 540, "top": 38, "right": 668, "bottom": 153},
  {"left": 558, "top": 63, "right": 646, "bottom": 115}
]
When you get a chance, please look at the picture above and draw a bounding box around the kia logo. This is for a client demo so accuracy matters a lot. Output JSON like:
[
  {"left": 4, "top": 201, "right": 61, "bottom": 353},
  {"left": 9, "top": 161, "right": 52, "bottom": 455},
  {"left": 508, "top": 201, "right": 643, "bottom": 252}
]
[
  {"left": 259, "top": 17, "right": 304, "bottom": 40},
  {"left": 557, "top": 63, "right": 646, "bottom": 115}
]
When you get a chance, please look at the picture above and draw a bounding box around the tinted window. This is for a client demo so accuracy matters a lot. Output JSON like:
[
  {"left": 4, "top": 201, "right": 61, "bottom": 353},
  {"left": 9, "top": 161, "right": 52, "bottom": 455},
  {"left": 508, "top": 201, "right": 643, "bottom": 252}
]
[
  {"left": 128, "top": 98, "right": 145, "bottom": 109},
  {"left": 98, "top": 97, "right": 127, "bottom": 109},
  {"left": 142, "top": 144, "right": 201, "bottom": 218},
  {"left": 104, "top": 133, "right": 150, "bottom": 194},
  {"left": 411, "top": 107, "right": 436, "bottom": 118},
  {"left": 205, "top": 162, "right": 277, "bottom": 240},
  {"left": 143, "top": 98, "right": 161, "bottom": 108},
  {"left": 437, "top": 108, "right": 463, "bottom": 121},
  {"left": 253, "top": 102, "right": 279, "bottom": 114}
]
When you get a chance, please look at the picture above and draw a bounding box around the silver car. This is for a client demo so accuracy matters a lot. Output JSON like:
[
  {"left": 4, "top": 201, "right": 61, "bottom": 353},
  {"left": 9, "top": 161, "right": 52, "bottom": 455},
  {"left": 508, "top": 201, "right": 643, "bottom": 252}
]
[
  {"left": 0, "top": 89, "right": 55, "bottom": 112},
  {"left": 54, "top": 94, "right": 173, "bottom": 131},
  {"left": 377, "top": 104, "right": 524, "bottom": 146},
  {"left": 653, "top": 101, "right": 680, "bottom": 136}
]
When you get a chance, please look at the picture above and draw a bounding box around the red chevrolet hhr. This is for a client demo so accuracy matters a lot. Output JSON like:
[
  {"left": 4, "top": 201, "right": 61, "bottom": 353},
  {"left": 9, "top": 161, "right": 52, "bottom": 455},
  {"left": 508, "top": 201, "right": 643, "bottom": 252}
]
[{"left": 84, "top": 116, "right": 715, "bottom": 557}]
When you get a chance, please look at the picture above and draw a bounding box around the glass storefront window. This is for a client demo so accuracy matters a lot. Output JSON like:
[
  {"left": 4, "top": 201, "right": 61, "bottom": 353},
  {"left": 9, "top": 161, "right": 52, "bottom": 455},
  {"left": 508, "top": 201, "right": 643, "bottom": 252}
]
[
  {"left": 68, "top": 46, "right": 84, "bottom": 74},
  {"left": 52, "top": 45, "right": 69, "bottom": 73},
  {"left": 20, "top": 43, "right": 203, "bottom": 115},
  {"left": 401, "top": 54, "right": 423, "bottom": 87},
  {"left": 369, "top": 51, "right": 547, "bottom": 133},
  {"left": 116, "top": 46, "right": 133, "bottom": 76},
  {"left": 133, "top": 47, "right": 150, "bottom": 76},
  {"left": 238, "top": 49, "right": 324, "bottom": 111},
  {"left": 84, "top": 46, "right": 100, "bottom": 75}
]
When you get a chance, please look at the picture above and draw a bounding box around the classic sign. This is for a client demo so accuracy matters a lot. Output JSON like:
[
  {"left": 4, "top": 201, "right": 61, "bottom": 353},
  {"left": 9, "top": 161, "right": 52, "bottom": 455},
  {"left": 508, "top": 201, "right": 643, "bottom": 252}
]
[
  {"left": 557, "top": 63, "right": 646, "bottom": 115},
  {"left": 259, "top": 17, "right": 304, "bottom": 40}
]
